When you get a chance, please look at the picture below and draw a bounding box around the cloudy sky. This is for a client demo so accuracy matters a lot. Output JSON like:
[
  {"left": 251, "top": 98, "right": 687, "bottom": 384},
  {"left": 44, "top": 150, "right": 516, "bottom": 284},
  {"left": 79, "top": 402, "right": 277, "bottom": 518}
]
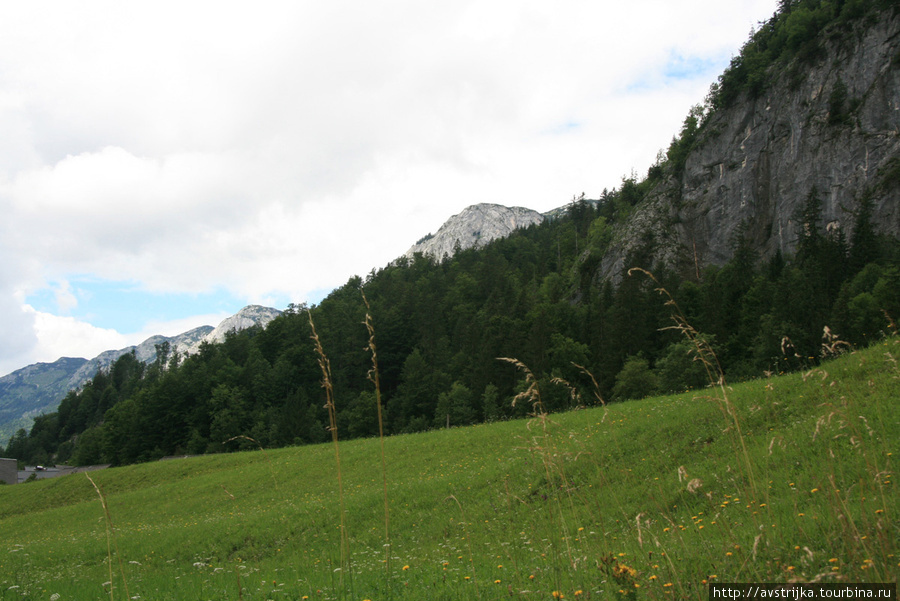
[{"left": 0, "top": 0, "right": 778, "bottom": 376}]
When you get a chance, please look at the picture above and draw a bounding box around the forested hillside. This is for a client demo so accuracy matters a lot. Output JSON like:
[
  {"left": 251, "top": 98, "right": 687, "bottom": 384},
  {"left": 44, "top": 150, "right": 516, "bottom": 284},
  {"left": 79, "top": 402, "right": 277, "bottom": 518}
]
[{"left": 4, "top": 0, "right": 899, "bottom": 467}]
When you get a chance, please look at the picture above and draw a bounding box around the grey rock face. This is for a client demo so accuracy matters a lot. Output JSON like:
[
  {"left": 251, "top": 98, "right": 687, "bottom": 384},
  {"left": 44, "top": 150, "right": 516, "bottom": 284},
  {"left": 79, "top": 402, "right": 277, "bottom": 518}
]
[
  {"left": 405, "top": 203, "right": 544, "bottom": 261},
  {"left": 196, "top": 305, "right": 282, "bottom": 349},
  {"left": 602, "top": 14, "right": 900, "bottom": 280},
  {"left": 69, "top": 325, "right": 215, "bottom": 386}
]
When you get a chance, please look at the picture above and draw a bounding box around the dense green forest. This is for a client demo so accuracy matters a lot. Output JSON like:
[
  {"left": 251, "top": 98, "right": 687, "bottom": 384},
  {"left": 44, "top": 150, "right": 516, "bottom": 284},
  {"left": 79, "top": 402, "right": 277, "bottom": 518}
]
[
  {"left": 4, "top": 0, "right": 899, "bottom": 467},
  {"left": 5, "top": 187, "right": 897, "bottom": 467}
]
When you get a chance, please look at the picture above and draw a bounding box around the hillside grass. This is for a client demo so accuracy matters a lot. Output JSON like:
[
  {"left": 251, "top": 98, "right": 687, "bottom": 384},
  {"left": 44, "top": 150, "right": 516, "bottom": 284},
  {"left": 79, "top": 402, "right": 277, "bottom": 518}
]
[{"left": 0, "top": 339, "right": 897, "bottom": 600}]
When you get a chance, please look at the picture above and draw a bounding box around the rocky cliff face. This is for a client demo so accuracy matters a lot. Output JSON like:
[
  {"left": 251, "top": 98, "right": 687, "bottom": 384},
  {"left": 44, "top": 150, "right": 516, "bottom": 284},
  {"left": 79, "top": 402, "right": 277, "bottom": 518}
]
[
  {"left": 601, "top": 13, "right": 900, "bottom": 280},
  {"left": 405, "top": 203, "right": 544, "bottom": 261},
  {"left": 198, "top": 305, "right": 282, "bottom": 349}
]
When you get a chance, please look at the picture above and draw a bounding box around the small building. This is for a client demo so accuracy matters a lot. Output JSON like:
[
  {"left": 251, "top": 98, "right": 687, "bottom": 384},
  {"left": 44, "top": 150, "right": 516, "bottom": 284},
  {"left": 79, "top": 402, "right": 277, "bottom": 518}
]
[{"left": 0, "top": 458, "right": 16, "bottom": 485}]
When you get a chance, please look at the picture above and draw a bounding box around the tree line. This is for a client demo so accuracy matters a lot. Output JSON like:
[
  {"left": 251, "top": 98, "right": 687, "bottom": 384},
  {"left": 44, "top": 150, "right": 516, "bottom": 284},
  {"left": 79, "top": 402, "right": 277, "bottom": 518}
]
[{"left": 3, "top": 184, "right": 897, "bottom": 467}]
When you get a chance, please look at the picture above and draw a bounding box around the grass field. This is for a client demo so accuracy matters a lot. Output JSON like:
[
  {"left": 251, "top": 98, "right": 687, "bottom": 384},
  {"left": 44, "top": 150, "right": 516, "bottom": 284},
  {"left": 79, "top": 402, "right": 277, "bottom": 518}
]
[{"left": 0, "top": 338, "right": 897, "bottom": 600}]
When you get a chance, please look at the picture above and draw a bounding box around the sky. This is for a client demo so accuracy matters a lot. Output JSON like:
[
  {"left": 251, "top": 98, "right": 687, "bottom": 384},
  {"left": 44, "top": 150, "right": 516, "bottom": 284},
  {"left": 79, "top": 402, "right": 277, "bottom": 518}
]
[{"left": 0, "top": 0, "right": 779, "bottom": 377}]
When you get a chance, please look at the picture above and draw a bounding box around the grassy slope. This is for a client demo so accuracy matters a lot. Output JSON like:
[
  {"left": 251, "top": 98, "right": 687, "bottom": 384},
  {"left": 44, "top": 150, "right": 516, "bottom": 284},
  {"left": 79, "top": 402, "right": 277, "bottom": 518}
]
[{"left": 0, "top": 340, "right": 897, "bottom": 600}]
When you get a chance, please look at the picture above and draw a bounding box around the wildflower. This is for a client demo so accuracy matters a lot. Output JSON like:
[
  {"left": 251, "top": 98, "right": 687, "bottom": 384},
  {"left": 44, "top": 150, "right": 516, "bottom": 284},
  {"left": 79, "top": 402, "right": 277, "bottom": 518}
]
[
  {"left": 829, "top": 558, "right": 838, "bottom": 563},
  {"left": 494, "top": 579, "right": 501, "bottom": 584},
  {"left": 574, "top": 591, "right": 583, "bottom": 597},
  {"left": 552, "top": 591, "right": 564, "bottom": 599},
  {"left": 402, "top": 565, "right": 410, "bottom": 571}
]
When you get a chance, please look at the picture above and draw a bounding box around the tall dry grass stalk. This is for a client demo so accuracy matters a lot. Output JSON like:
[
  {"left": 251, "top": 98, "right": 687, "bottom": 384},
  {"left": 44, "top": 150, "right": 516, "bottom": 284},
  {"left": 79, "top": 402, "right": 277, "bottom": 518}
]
[
  {"left": 498, "top": 357, "right": 576, "bottom": 578},
  {"left": 86, "top": 473, "right": 130, "bottom": 601},
  {"left": 361, "top": 290, "right": 392, "bottom": 587},
  {"left": 307, "top": 310, "right": 353, "bottom": 595},
  {"left": 628, "top": 267, "right": 759, "bottom": 500}
]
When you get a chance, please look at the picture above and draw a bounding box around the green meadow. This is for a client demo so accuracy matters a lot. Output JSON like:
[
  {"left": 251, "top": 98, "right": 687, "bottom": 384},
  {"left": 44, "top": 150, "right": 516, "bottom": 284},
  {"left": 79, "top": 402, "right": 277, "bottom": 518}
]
[{"left": 1, "top": 339, "right": 897, "bottom": 600}]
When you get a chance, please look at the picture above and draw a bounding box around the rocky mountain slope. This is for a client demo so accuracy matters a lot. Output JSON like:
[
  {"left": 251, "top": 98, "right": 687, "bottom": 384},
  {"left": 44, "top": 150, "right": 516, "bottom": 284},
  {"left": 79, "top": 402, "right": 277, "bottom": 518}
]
[
  {"left": 601, "top": 11, "right": 900, "bottom": 280},
  {"left": 201, "top": 305, "right": 282, "bottom": 347},
  {"left": 0, "top": 305, "right": 280, "bottom": 445},
  {"left": 404, "top": 203, "right": 544, "bottom": 261}
]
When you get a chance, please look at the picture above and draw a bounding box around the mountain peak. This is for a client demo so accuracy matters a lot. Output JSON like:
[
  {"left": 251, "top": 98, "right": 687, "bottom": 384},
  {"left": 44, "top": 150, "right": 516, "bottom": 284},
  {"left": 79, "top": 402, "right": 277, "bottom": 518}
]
[
  {"left": 404, "top": 203, "right": 544, "bottom": 261},
  {"left": 202, "top": 305, "right": 282, "bottom": 346}
]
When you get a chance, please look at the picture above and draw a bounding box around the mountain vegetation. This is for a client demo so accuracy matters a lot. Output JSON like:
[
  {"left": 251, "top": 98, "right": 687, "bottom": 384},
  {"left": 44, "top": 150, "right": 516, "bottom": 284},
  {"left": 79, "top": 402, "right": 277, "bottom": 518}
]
[
  {"left": 3, "top": 0, "right": 899, "bottom": 468},
  {"left": 4, "top": 184, "right": 896, "bottom": 467}
]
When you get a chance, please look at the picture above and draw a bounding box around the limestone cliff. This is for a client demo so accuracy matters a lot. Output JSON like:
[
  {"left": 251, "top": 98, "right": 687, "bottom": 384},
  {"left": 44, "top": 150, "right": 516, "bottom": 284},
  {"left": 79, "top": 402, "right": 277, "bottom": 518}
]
[{"left": 601, "top": 11, "right": 900, "bottom": 280}]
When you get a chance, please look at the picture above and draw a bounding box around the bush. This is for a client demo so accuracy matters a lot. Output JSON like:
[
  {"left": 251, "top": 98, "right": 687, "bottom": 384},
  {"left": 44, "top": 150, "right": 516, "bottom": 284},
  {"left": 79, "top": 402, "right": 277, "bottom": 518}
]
[{"left": 612, "top": 356, "right": 658, "bottom": 401}]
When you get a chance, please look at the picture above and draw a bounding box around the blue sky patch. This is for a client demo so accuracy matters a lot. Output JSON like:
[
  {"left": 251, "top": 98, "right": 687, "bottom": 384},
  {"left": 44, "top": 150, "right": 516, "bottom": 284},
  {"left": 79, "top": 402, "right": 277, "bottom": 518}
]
[
  {"left": 26, "top": 277, "right": 266, "bottom": 333},
  {"left": 626, "top": 51, "right": 729, "bottom": 93},
  {"left": 662, "top": 53, "right": 723, "bottom": 81}
]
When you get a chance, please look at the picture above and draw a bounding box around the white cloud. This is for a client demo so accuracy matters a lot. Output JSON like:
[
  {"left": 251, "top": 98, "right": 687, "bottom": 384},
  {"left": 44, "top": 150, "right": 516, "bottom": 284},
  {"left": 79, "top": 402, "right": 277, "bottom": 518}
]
[
  {"left": 52, "top": 280, "right": 78, "bottom": 314},
  {"left": 2, "top": 306, "right": 235, "bottom": 376},
  {"left": 19, "top": 306, "right": 129, "bottom": 366},
  {"left": 0, "top": 0, "right": 779, "bottom": 375}
]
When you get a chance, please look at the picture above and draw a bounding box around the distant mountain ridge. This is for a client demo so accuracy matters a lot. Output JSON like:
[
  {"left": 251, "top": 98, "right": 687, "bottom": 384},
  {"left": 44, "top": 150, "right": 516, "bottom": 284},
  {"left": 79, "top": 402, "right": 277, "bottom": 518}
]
[{"left": 0, "top": 305, "right": 281, "bottom": 445}]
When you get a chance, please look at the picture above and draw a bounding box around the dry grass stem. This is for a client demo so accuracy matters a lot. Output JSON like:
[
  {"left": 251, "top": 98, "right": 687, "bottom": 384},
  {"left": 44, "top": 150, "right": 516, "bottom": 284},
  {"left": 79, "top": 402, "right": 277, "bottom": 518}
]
[
  {"left": 86, "top": 473, "right": 130, "bottom": 601},
  {"left": 362, "top": 290, "right": 392, "bottom": 585},
  {"left": 497, "top": 357, "right": 544, "bottom": 414},
  {"left": 572, "top": 362, "right": 606, "bottom": 405},
  {"left": 498, "top": 357, "right": 577, "bottom": 572},
  {"left": 308, "top": 309, "right": 353, "bottom": 593},
  {"left": 628, "top": 267, "right": 759, "bottom": 499}
]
